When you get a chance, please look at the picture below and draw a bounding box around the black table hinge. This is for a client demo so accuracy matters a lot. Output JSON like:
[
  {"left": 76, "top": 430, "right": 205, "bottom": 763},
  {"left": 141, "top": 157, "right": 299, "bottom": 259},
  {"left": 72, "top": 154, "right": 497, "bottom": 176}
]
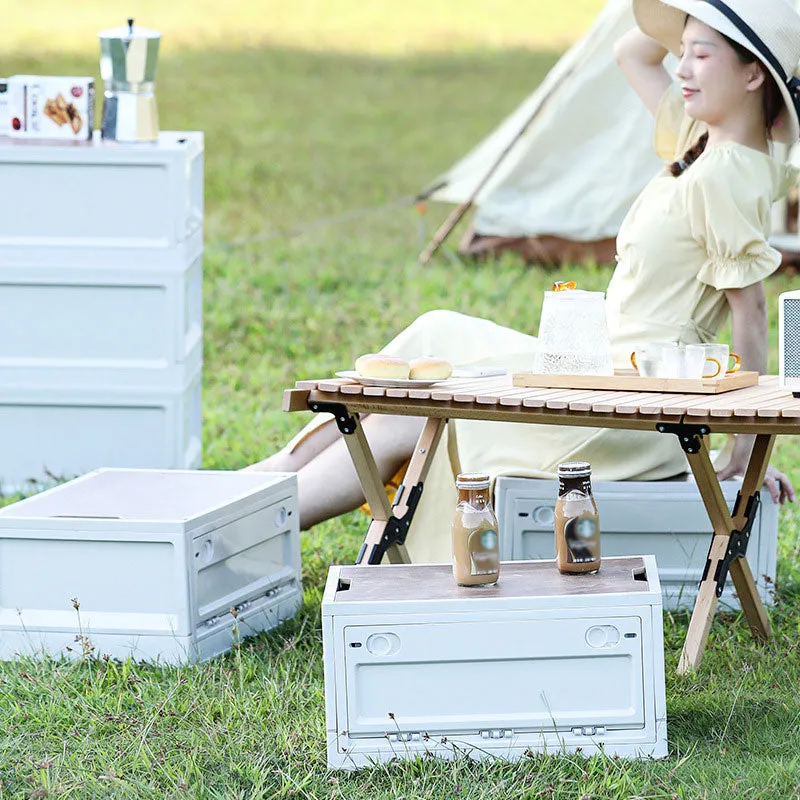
[
  {"left": 358, "top": 482, "right": 424, "bottom": 565},
  {"left": 307, "top": 400, "right": 358, "bottom": 435},
  {"left": 655, "top": 422, "right": 710, "bottom": 454},
  {"left": 700, "top": 491, "right": 761, "bottom": 598}
]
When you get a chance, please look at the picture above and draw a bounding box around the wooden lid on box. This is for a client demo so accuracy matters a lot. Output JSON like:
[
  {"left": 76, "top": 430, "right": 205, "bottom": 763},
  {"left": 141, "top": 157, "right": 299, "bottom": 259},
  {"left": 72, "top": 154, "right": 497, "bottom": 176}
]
[{"left": 333, "top": 556, "right": 650, "bottom": 603}]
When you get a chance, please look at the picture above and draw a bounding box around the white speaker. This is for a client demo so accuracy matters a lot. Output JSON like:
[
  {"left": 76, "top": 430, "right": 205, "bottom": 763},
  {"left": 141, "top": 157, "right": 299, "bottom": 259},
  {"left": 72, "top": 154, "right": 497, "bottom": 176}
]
[{"left": 779, "top": 289, "right": 800, "bottom": 396}]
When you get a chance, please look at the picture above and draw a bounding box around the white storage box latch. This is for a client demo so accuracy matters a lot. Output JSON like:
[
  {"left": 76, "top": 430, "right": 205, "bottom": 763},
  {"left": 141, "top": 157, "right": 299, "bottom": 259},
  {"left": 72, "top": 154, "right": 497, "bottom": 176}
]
[
  {"left": 480, "top": 729, "right": 511, "bottom": 740},
  {"left": 571, "top": 726, "right": 607, "bottom": 736},
  {"left": 387, "top": 732, "right": 422, "bottom": 742}
]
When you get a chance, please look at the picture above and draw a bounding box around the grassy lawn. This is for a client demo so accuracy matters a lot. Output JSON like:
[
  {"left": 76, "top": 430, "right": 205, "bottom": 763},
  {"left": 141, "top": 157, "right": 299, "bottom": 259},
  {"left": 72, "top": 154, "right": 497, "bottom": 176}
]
[{"left": 3, "top": 2, "right": 800, "bottom": 798}]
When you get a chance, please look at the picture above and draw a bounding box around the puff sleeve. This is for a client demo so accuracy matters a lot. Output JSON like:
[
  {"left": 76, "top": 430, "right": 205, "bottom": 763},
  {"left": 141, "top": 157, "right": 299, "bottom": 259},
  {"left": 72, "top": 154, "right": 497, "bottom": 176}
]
[{"left": 683, "top": 148, "right": 781, "bottom": 290}]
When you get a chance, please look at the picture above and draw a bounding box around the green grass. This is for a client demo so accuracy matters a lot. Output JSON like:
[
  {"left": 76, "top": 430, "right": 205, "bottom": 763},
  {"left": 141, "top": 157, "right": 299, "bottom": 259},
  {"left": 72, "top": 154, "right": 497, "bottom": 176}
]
[{"left": 4, "top": 2, "right": 800, "bottom": 797}]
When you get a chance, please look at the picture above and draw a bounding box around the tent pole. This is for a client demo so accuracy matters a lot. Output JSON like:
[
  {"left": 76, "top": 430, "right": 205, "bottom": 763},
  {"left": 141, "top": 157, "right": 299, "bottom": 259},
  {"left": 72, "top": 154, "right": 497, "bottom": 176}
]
[{"left": 417, "top": 52, "right": 591, "bottom": 265}]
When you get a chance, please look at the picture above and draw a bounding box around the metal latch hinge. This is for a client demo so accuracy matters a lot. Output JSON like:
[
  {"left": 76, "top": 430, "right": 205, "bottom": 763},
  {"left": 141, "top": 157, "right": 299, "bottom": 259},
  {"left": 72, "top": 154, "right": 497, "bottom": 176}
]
[
  {"left": 700, "top": 491, "right": 761, "bottom": 597},
  {"left": 307, "top": 400, "right": 358, "bottom": 435},
  {"left": 480, "top": 729, "right": 511, "bottom": 739},
  {"left": 655, "top": 421, "right": 711, "bottom": 454},
  {"left": 570, "top": 726, "right": 607, "bottom": 737}
]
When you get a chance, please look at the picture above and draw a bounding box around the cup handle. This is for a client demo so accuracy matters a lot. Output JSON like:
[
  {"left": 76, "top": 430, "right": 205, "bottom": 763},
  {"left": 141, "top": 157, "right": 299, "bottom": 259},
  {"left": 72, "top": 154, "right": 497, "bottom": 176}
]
[
  {"left": 630, "top": 351, "right": 638, "bottom": 372},
  {"left": 727, "top": 353, "right": 741, "bottom": 374},
  {"left": 704, "top": 357, "right": 721, "bottom": 379}
]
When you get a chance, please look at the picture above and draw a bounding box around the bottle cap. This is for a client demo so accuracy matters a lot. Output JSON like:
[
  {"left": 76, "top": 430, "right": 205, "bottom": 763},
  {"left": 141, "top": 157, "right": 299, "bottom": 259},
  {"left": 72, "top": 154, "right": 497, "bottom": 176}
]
[
  {"left": 557, "top": 461, "right": 591, "bottom": 478},
  {"left": 456, "top": 472, "right": 490, "bottom": 490}
]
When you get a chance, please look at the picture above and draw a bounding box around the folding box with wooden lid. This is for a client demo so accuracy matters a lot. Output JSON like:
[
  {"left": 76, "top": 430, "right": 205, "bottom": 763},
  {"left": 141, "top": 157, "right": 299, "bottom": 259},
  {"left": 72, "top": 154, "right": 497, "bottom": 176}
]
[
  {"left": 495, "top": 476, "right": 777, "bottom": 611},
  {"left": 323, "top": 556, "right": 667, "bottom": 768}
]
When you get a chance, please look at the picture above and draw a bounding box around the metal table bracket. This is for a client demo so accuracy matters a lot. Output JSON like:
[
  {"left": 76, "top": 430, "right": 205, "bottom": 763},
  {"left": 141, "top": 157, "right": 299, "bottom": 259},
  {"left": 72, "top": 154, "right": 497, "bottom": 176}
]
[
  {"left": 308, "top": 400, "right": 359, "bottom": 435},
  {"left": 656, "top": 421, "right": 711, "bottom": 454},
  {"left": 359, "top": 482, "right": 424, "bottom": 565},
  {"left": 702, "top": 491, "right": 761, "bottom": 598}
]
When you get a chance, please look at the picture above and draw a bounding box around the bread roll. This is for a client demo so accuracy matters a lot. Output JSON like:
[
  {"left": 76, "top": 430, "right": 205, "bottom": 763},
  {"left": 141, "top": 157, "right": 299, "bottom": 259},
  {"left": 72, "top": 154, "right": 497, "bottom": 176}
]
[
  {"left": 356, "top": 354, "right": 410, "bottom": 379},
  {"left": 354, "top": 353, "right": 379, "bottom": 375},
  {"left": 409, "top": 356, "right": 453, "bottom": 380}
]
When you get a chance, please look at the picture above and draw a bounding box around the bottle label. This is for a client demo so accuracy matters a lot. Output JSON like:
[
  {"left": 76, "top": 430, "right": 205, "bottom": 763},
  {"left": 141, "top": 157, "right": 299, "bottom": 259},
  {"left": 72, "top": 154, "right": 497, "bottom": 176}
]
[
  {"left": 468, "top": 528, "right": 498, "bottom": 576},
  {"left": 564, "top": 512, "right": 600, "bottom": 564}
]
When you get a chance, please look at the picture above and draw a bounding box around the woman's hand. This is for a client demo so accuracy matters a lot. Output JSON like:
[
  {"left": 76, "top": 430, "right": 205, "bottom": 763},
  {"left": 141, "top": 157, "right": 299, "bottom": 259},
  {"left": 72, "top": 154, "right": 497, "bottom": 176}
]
[
  {"left": 763, "top": 464, "right": 796, "bottom": 505},
  {"left": 716, "top": 435, "right": 796, "bottom": 504}
]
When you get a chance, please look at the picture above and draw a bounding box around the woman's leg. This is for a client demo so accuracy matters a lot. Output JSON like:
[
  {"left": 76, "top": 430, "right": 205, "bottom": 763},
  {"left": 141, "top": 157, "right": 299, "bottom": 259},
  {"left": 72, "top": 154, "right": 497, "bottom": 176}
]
[
  {"left": 244, "top": 417, "right": 342, "bottom": 474},
  {"left": 248, "top": 413, "right": 425, "bottom": 530},
  {"left": 297, "top": 414, "right": 424, "bottom": 529}
]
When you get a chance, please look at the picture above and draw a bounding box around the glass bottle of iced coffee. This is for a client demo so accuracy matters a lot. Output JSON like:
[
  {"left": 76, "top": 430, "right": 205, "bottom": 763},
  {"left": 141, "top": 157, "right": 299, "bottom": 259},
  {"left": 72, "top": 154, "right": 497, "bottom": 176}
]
[
  {"left": 555, "top": 461, "right": 600, "bottom": 574},
  {"left": 452, "top": 472, "right": 500, "bottom": 586}
]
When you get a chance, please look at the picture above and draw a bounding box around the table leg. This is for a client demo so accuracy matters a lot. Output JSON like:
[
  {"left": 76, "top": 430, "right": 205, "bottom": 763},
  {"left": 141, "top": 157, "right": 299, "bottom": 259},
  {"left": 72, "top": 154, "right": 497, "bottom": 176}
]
[
  {"left": 678, "top": 434, "right": 774, "bottom": 674},
  {"left": 353, "top": 417, "right": 446, "bottom": 566},
  {"left": 728, "top": 434, "right": 775, "bottom": 642}
]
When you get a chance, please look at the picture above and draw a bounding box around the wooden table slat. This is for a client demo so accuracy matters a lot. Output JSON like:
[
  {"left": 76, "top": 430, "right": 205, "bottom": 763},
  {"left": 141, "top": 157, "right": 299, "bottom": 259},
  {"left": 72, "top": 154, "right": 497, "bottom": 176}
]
[
  {"left": 614, "top": 390, "right": 704, "bottom": 414},
  {"left": 592, "top": 390, "right": 672, "bottom": 414},
  {"left": 568, "top": 389, "right": 651, "bottom": 412},
  {"left": 545, "top": 388, "right": 620, "bottom": 410},
  {"left": 291, "top": 375, "right": 800, "bottom": 429},
  {"left": 476, "top": 386, "right": 538, "bottom": 405},
  {"left": 634, "top": 391, "right": 711, "bottom": 414},
  {"left": 523, "top": 387, "right": 620, "bottom": 409},
  {"left": 663, "top": 383, "right": 786, "bottom": 416}
]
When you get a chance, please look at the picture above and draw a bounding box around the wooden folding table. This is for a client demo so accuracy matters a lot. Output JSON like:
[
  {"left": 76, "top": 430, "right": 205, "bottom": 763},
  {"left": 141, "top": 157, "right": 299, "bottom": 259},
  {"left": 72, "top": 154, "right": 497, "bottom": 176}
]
[{"left": 283, "top": 374, "right": 800, "bottom": 673}]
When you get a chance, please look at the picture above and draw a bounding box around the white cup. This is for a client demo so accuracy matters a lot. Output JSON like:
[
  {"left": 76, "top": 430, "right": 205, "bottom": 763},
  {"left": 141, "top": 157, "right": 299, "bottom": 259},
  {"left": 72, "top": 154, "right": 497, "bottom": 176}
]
[
  {"left": 683, "top": 344, "right": 721, "bottom": 380},
  {"left": 630, "top": 340, "right": 679, "bottom": 378},
  {"left": 657, "top": 343, "right": 682, "bottom": 379},
  {"left": 701, "top": 344, "right": 741, "bottom": 377}
]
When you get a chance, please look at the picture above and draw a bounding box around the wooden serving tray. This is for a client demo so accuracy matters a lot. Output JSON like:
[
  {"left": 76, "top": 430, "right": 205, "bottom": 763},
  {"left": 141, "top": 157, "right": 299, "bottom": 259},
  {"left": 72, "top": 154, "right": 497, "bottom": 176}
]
[{"left": 512, "top": 369, "right": 759, "bottom": 394}]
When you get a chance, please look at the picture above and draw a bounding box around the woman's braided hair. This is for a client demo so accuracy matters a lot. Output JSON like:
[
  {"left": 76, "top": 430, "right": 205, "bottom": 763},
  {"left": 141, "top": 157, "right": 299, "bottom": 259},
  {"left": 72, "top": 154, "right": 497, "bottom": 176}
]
[
  {"left": 670, "top": 28, "right": 784, "bottom": 177},
  {"left": 669, "top": 132, "right": 709, "bottom": 176}
]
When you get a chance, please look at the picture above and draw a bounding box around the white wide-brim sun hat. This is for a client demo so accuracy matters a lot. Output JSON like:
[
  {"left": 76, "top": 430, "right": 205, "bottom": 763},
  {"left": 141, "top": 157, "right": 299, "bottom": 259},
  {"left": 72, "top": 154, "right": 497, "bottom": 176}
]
[{"left": 632, "top": 0, "right": 800, "bottom": 143}]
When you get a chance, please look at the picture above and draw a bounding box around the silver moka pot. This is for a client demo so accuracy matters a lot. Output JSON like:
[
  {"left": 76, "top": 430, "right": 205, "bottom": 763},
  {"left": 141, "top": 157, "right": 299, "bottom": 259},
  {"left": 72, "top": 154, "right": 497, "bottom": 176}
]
[{"left": 99, "top": 18, "right": 160, "bottom": 142}]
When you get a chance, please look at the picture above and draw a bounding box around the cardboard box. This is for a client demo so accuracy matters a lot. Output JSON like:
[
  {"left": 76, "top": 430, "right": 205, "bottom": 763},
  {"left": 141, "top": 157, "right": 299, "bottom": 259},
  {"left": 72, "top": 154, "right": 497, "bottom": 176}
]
[{"left": 7, "top": 75, "right": 94, "bottom": 140}]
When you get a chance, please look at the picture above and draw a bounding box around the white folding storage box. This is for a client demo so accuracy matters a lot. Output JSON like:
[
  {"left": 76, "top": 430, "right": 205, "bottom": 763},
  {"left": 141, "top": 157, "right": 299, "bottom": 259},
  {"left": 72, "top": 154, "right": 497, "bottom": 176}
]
[
  {"left": 0, "top": 365, "right": 202, "bottom": 486},
  {"left": 0, "top": 131, "right": 204, "bottom": 250},
  {"left": 495, "top": 477, "right": 777, "bottom": 612},
  {"left": 323, "top": 557, "right": 667, "bottom": 768},
  {"left": 0, "top": 232, "right": 203, "bottom": 387},
  {"left": 0, "top": 133, "right": 204, "bottom": 490},
  {"left": 0, "top": 469, "right": 302, "bottom": 663}
]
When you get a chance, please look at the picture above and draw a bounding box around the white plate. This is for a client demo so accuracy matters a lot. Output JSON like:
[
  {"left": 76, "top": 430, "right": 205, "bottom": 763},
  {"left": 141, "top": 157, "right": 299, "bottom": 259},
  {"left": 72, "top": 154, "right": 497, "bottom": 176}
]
[
  {"left": 451, "top": 367, "right": 507, "bottom": 378},
  {"left": 334, "top": 367, "right": 508, "bottom": 388},
  {"left": 335, "top": 371, "right": 443, "bottom": 388}
]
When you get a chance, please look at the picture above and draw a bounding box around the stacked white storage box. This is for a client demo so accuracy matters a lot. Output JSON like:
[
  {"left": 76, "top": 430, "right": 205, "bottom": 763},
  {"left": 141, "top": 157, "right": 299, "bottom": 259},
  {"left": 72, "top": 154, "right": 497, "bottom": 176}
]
[
  {"left": 0, "top": 468, "right": 302, "bottom": 663},
  {"left": 323, "top": 557, "right": 667, "bottom": 768},
  {"left": 0, "top": 132, "right": 204, "bottom": 490},
  {"left": 495, "top": 476, "right": 778, "bottom": 611}
]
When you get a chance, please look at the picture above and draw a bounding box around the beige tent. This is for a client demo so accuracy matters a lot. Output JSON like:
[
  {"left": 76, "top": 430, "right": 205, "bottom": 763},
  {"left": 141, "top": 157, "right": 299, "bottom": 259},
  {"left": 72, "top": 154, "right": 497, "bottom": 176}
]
[{"left": 420, "top": 0, "right": 799, "bottom": 265}]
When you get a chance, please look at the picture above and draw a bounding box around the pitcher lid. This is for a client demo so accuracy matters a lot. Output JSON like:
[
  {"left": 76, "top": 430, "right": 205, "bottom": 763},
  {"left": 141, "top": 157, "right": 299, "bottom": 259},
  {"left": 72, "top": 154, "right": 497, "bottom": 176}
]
[{"left": 99, "top": 18, "right": 161, "bottom": 40}]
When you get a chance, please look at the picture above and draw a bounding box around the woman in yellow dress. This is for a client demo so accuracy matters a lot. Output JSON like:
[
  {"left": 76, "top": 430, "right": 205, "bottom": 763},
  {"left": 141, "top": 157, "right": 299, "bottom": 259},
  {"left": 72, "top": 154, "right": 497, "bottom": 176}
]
[{"left": 251, "top": 0, "right": 800, "bottom": 562}]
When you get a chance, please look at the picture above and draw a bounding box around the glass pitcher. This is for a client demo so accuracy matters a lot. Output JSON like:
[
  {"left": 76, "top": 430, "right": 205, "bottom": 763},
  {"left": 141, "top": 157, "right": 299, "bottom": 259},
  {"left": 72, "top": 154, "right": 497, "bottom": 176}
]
[{"left": 533, "top": 290, "right": 614, "bottom": 376}]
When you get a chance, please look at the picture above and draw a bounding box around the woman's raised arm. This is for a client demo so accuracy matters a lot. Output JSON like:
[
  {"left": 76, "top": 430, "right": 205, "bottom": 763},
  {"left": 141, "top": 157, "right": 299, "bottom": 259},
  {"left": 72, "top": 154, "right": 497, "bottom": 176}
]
[{"left": 614, "top": 27, "right": 672, "bottom": 116}]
